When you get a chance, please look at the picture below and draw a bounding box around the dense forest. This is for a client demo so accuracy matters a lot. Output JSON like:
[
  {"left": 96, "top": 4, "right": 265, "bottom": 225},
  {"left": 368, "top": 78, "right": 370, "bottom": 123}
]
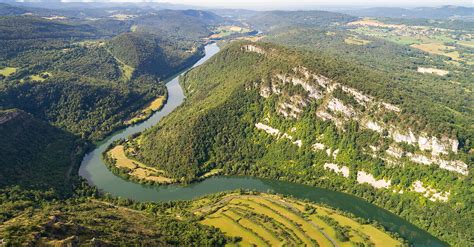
[
  {"left": 0, "top": 12, "right": 211, "bottom": 140},
  {"left": 131, "top": 42, "right": 473, "bottom": 245}
]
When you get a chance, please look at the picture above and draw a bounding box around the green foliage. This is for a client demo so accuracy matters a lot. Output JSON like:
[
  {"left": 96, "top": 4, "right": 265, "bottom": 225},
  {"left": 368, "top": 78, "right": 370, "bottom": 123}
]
[
  {"left": 0, "top": 16, "right": 204, "bottom": 140},
  {"left": 133, "top": 41, "right": 472, "bottom": 245},
  {"left": 246, "top": 10, "right": 356, "bottom": 32},
  {"left": 0, "top": 109, "right": 78, "bottom": 193},
  {"left": 107, "top": 32, "right": 203, "bottom": 79}
]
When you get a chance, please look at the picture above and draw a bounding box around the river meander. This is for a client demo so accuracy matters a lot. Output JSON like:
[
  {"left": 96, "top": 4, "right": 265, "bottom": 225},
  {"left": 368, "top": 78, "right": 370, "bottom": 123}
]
[{"left": 79, "top": 43, "right": 445, "bottom": 246}]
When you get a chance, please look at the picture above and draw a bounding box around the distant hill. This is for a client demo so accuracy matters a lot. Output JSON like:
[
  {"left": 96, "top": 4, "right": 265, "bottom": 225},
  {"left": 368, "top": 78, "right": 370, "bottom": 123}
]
[
  {"left": 133, "top": 9, "right": 223, "bottom": 40},
  {"left": 107, "top": 32, "right": 204, "bottom": 79},
  {"left": 245, "top": 10, "right": 357, "bottom": 32},
  {"left": 340, "top": 5, "right": 474, "bottom": 20}
]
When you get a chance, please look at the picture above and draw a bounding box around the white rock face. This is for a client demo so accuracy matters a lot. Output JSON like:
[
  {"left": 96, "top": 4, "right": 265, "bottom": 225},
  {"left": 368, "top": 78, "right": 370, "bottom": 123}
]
[
  {"left": 342, "top": 86, "right": 373, "bottom": 106},
  {"left": 259, "top": 86, "right": 272, "bottom": 98},
  {"left": 255, "top": 123, "right": 280, "bottom": 136},
  {"left": 386, "top": 146, "right": 403, "bottom": 159},
  {"left": 390, "top": 130, "right": 458, "bottom": 156},
  {"left": 293, "top": 66, "right": 332, "bottom": 88},
  {"left": 408, "top": 154, "right": 432, "bottom": 165},
  {"left": 412, "top": 180, "right": 450, "bottom": 202},
  {"left": 327, "top": 98, "right": 355, "bottom": 118},
  {"left": 242, "top": 44, "right": 266, "bottom": 55},
  {"left": 277, "top": 95, "right": 307, "bottom": 119},
  {"left": 357, "top": 171, "right": 391, "bottom": 189},
  {"left": 255, "top": 122, "right": 302, "bottom": 148},
  {"left": 255, "top": 65, "right": 464, "bottom": 176},
  {"left": 365, "top": 120, "right": 383, "bottom": 133},
  {"left": 417, "top": 67, "right": 449, "bottom": 76},
  {"left": 437, "top": 159, "right": 468, "bottom": 175},
  {"left": 382, "top": 102, "right": 401, "bottom": 112},
  {"left": 405, "top": 153, "right": 468, "bottom": 175},
  {"left": 312, "top": 143, "right": 326, "bottom": 151},
  {"left": 293, "top": 140, "right": 303, "bottom": 147},
  {"left": 276, "top": 74, "right": 323, "bottom": 99},
  {"left": 324, "top": 163, "right": 350, "bottom": 177}
]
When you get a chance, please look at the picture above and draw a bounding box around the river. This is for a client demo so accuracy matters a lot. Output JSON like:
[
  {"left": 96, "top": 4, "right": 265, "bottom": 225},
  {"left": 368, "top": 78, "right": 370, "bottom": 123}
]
[{"left": 79, "top": 43, "right": 445, "bottom": 247}]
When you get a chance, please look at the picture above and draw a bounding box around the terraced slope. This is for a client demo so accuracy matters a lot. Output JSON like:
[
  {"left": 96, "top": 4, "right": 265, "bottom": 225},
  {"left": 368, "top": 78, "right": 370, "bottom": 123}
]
[{"left": 197, "top": 194, "right": 402, "bottom": 246}]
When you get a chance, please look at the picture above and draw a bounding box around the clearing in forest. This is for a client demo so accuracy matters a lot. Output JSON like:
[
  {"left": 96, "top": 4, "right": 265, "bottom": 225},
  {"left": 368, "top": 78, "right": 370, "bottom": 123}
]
[{"left": 0, "top": 67, "right": 17, "bottom": 77}]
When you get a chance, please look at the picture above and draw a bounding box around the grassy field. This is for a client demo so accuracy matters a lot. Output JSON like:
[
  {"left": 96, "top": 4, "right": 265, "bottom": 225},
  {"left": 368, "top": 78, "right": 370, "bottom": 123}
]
[
  {"left": 107, "top": 145, "right": 174, "bottom": 183},
  {"left": 344, "top": 36, "right": 371, "bottom": 45},
  {"left": 210, "top": 26, "right": 252, "bottom": 39},
  {"left": 411, "top": 43, "right": 460, "bottom": 61},
  {"left": 30, "top": 72, "right": 52, "bottom": 82},
  {"left": 0, "top": 67, "right": 17, "bottom": 77},
  {"left": 349, "top": 19, "right": 472, "bottom": 64},
  {"left": 198, "top": 193, "right": 402, "bottom": 247},
  {"left": 125, "top": 96, "right": 165, "bottom": 125}
]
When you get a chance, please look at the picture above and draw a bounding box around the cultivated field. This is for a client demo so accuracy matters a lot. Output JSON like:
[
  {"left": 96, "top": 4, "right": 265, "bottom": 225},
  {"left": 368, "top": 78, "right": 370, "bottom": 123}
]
[
  {"left": 197, "top": 193, "right": 401, "bottom": 247},
  {"left": 209, "top": 26, "right": 252, "bottom": 39},
  {"left": 344, "top": 36, "right": 371, "bottom": 45},
  {"left": 349, "top": 18, "right": 473, "bottom": 64},
  {"left": 125, "top": 96, "right": 165, "bottom": 125},
  {"left": 107, "top": 145, "right": 174, "bottom": 183}
]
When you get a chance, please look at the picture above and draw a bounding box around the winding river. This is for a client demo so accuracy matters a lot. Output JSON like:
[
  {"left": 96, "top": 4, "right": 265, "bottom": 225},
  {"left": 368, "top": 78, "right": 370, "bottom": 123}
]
[{"left": 79, "top": 43, "right": 446, "bottom": 247}]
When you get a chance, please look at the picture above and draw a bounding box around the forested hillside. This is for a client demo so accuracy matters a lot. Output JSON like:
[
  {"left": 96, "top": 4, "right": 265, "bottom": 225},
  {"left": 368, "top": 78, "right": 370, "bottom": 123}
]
[
  {"left": 0, "top": 109, "right": 78, "bottom": 193},
  {"left": 0, "top": 12, "right": 209, "bottom": 140},
  {"left": 246, "top": 10, "right": 356, "bottom": 32},
  {"left": 132, "top": 9, "right": 222, "bottom": 41},
  {"left": 107, "top": 32, "right": 203, "bottom": 79},
  {"left": 130, "top": 42, "right": 472, "bottom": 245}
]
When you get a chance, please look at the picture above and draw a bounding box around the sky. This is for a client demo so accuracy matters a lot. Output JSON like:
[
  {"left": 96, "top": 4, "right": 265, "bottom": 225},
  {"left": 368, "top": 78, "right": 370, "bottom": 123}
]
[{"left": 108, "top": 0, "right": 473, "bottom": 9}]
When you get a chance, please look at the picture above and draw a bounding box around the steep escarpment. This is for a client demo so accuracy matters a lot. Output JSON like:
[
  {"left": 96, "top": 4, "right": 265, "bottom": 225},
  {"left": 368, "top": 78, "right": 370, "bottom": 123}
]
[{"left": 132, "top": 41, "right": 472, "bottom": 245}]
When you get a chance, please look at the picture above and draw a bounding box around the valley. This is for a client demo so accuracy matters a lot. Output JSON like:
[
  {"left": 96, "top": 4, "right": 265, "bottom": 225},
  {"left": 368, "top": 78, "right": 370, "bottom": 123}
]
[{"left": 0, "top": 2, "right": 472, "bottom": 246}]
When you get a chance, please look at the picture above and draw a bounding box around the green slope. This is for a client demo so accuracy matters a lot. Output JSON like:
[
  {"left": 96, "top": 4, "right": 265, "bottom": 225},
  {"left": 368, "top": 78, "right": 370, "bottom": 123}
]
[{"left": 132, "top": 42, "right": 472, "bottom": 245}]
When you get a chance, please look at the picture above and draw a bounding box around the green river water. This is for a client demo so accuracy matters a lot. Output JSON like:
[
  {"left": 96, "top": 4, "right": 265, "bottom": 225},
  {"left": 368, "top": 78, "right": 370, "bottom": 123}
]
[{"left": 79, "top": 43, "right": 446, "bottom": 247}]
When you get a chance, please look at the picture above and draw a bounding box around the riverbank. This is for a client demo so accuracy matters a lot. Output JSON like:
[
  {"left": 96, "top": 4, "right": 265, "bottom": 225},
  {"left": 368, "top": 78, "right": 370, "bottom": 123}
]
[
  {"left": 103, "top": 140, "right": 224, "bottom": 185},
  {"left": 78, "top": 43, "right": 445, "bottom": 246}
]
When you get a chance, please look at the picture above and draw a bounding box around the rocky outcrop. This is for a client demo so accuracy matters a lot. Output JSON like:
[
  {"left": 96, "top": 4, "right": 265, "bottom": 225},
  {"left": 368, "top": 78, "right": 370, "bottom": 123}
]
[
  {"left": 412, "top": 180, "right": 450, "bottom": 202},
  {"left": 327, "top": 98, "right": 356, "bottom": 118},
  {"left": 277, "top": 95, "right": 307, "bottom": 119},
  {"left": 384, "top": 148, "right": 468, "bottom": 175},
  {"left": 242, "top": 44, "right": 266, "bottom": 55},
  {"left": 390, "top": 129, "right": 458, "bottom": 155},
  {"left": 255, "top": 122, "right": 302, "bottom": 147},
  {"left": 312, "top": 143, "right": 326, "bottom": 151},
  {"left": 364, "top": 120, "right": 383, "bottom": 133},
  {"left": 251, "top": 60, "right": 465, "bottom": 176},
  {"left": 324, "top": 163, "right": 350, "bottom": 177},
  {"left": 357, "top": 171, "right": 391, "bottom": 189}
]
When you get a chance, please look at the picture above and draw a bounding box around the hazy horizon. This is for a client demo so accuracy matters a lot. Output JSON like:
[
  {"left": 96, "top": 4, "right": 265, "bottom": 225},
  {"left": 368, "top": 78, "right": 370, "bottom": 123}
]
[{"left": 8, "top": 0, "right": 473, "bottom": 10}]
